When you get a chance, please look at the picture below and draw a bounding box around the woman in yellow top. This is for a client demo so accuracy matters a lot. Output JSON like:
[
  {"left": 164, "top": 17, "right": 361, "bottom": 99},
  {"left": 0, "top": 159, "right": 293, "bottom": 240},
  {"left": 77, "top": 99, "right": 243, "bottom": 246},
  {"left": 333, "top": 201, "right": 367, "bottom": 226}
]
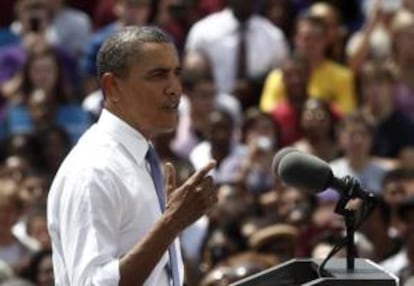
[{"left": 260, "top": 14, "right": 356, "bottom": 115}]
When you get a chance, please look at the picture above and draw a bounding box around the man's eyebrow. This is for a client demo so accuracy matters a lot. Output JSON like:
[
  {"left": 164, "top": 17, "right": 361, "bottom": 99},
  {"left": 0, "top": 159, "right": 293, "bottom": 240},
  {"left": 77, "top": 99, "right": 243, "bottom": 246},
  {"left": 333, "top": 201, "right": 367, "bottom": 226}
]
[
  {"left": 147, "top": 67, "right": 170, "bottom": 75},
  {"left": 147, "top": 66, "right": 182, "bottom": 75}
]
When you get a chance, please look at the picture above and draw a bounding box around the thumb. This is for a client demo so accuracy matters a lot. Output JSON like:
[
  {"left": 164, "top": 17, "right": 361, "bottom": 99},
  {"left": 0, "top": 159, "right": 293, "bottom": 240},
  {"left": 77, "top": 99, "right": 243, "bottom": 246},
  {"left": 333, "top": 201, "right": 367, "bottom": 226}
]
[{"left": 164, "top": 162, "right": 176, "bottom": 199}]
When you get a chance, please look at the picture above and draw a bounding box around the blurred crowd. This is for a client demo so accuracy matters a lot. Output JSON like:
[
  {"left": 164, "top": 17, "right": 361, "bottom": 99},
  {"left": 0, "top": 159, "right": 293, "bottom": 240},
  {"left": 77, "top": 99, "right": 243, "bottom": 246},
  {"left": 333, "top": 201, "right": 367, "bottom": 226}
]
[{"left": 0, "top": 0, "right": 413, "bottom": 285}]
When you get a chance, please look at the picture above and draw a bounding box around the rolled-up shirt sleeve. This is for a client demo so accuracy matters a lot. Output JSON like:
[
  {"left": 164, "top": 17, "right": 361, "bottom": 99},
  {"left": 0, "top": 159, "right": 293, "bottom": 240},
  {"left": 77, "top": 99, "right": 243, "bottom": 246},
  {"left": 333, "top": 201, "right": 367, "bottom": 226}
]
[{"left": 57, "top": 167, "right": 123, "bottom": 286}]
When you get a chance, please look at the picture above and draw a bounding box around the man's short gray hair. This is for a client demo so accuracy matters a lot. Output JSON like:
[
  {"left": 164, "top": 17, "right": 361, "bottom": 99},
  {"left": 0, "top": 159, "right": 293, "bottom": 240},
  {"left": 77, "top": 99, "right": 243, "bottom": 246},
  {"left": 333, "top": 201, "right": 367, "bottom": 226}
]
[{"left": 96, "top": 26, "right": 173, "bottom": 79}]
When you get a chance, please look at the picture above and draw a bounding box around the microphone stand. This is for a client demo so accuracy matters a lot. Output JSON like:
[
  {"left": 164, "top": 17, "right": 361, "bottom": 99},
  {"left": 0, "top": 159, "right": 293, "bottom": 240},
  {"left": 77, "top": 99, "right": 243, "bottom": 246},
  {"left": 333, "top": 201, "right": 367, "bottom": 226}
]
[
  {"left": 332, "top": 176, "right": 377, "bottom": 273},
  {"left": 344, "top": 209, "right": 356, "bottom": 272},
  {"left": 334, "top": 190, "right": 357, "bottom": 273}
]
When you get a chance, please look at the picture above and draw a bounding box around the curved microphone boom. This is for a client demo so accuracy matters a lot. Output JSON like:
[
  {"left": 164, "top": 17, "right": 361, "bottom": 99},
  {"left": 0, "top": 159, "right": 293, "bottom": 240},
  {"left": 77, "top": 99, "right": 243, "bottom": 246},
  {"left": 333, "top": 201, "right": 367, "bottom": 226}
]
[{"left": 276, "top": 151, "right": 370, "bottom": 200}]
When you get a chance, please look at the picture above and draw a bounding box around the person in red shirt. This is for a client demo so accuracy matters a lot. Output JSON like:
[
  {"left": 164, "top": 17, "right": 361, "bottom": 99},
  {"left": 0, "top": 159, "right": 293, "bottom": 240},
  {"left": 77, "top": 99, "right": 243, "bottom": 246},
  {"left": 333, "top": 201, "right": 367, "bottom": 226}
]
[{"left": 270, "top": 55, "right": 309, "bottom": 147}]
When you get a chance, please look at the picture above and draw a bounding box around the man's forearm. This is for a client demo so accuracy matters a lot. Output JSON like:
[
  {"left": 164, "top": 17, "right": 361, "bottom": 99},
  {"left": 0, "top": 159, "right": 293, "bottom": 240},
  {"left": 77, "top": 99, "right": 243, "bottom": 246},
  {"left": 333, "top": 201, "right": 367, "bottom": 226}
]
[{"left": 119, "top": 212, "right": 180, "bottom": 286}]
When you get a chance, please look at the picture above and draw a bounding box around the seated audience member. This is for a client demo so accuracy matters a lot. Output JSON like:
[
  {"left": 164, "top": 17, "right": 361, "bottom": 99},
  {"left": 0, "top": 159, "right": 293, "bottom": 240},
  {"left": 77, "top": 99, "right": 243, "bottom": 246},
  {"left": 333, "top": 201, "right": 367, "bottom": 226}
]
[
  {"left": 5, "top": 133, "right": 42, "bottom": 170},
  {"left": 46, "top": 0, "right": 92, "bottom": 59},
  {"left": 150, "top": 0, "right": 198, "bottom": 54},
  {"left": 236, "top": 108, "right": 279, "bottom": 194},
  {"left": 276, "top": 186, "right": 324, "bottom": 257},
  {"left": 270, "top": 55, "right": 309, "bottom": 147},
  {"left": 189, "top": 109, "right": 244, "bottom": 185},
  {"left": 12, "top": 208, "right": 50, "bottom": 257},
  {"left": 8, "top": 0, "right": 55, "bottom": 44},
  {"left": 248, "top": 224, "right": 298, "bottom": 262},
  {"left": 25, "top": 210, "right": 50, "bottom": 252},
  {"left": 260, "top": 0, "right": 297, "bottom": 44},
  {"left": 0, "top": 179, "right": 30, "bottom": 273},
  {"left": 12, "top": 177, "right": 50, "bottom": 253},
  {"left": 308, "top": 2, "right": 348, "bottom": 63},
  {"left": 381, "top": 169, "right": 413, "bottom": 239},
  {"left": 0, "top": 0, "right": 78, "bottom": 88},
  {"left": 181, "top": 51, "right": 242, "bottom": 123},
  {"left": 258, "top": 190, "right": 279, "bottom": 222},
  {"left": 260, "top": 13, "right": 356, "bottom": 115},
  {"left": 185, "top": 0, "right": 288, "bottom": 110},
  {"left": 359, "top": 61, "right": 414, "bottom": 158},
  {"left": 294, "top": 98, "right": 341, "bottom": 162},
  {"left": 199, "top": 228, "right": 242, "bottom": 274},
  {"left": 80, "top": 0, "right": 151, "bottom": 93},
  {"left": 173, "top": 67, "right": 238, "bottom": 160},
  {"left": 2, "top": 48, "right": 90, "bottom": 144},
  {"left": 19, "top": 172, "right": 49, "bottom": 211},
  {"left": 173, "top": 76, "right": 214, "bottom": 159},
  {"left": 34, "top": 125, "right": 71, "bottom": 175},
  {"left": 22, "top": 249, "right": 53, "bottom": 286},
  {"left": 181, "top": 183, "right": 252, "bottom": 286},
  {"left": 391, "top": 9, "right": 414, "bottom": 121},
  {"left": 355, "top": 196, "right": 399, "bottom": 262},
  {"left": 191, "top": 192, "right": 254, "bottom": 284},
  {"left": 276, "top": 186, "right": 317, "bottom": 228},
  {"left": 330, "top": 111, "right": 392, "bottom": 195},
  {"left": 346, "top": 0, "right": 401, "bottom": 72},
  {"left": 2, "top": 156, "right": 32, "bottom": 185},
  {"left": 381, "top": 196, "right": 414, "bottom": 275}
]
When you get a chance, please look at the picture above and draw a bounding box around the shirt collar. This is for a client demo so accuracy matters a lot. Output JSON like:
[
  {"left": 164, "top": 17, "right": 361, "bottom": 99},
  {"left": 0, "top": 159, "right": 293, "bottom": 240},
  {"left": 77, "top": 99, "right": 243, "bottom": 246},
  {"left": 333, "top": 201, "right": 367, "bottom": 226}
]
[{"left": 97, "top": 109, "right": 149, "bottom": 164}]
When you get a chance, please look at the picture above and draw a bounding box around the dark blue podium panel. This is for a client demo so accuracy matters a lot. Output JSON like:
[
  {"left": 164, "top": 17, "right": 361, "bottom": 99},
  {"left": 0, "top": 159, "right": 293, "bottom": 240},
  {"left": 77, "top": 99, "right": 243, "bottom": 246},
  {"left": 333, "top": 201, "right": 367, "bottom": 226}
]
[{"left": 230, "top": 258, "right": 399, "bottom": 286}]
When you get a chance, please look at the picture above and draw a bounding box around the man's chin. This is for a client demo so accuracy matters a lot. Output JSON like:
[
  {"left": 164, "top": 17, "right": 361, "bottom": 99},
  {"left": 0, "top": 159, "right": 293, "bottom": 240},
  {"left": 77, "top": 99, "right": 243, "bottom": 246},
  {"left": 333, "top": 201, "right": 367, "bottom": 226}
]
[
  {"left": 151, "top": 114, "right": 178, "bottom": 136},
  {"left": 155, "top": 123, "right": 178, "bottom": 135}
]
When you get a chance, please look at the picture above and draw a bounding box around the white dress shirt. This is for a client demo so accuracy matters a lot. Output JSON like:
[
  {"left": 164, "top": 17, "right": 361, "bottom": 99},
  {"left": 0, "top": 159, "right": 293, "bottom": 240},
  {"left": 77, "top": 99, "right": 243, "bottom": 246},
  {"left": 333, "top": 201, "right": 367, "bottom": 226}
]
[
  {"left": 47, "top": 109, "right": 184, "bottom": 286},
  {"left": 185, "top": 8, "right": 288, "bottom": 94}
]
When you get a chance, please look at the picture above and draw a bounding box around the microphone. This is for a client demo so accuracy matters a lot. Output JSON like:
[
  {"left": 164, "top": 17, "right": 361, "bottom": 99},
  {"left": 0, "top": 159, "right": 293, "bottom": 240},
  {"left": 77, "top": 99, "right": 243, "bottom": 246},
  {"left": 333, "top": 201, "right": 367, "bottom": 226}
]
[
  {"left": 271, "top": 147, "right": 300, "bottom": 176},
  {"left": 276, "top": 151, "right": 370, "bottom": 200}
]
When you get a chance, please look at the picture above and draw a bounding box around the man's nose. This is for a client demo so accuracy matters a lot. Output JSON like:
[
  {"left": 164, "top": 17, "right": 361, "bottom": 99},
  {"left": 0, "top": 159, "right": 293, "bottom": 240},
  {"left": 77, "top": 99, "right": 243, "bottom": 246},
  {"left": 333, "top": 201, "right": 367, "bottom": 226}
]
[{"left": 165, "top": 75, "right": 182, "bottom": 97}]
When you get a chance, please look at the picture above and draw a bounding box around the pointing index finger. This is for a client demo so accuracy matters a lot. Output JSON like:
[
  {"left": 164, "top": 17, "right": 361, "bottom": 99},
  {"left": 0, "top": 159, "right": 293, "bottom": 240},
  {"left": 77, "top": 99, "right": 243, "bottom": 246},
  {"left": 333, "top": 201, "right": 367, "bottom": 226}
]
[{"left": 187, "top": 160, "right": 216, "bottom": 186}]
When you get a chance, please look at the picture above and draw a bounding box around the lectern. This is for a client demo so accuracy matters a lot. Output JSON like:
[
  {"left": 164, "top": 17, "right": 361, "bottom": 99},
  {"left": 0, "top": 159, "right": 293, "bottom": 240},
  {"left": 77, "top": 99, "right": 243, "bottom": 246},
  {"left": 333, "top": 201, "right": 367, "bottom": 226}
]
[{"left": 230, "top": 258, "right": 399, "bottom": 286}]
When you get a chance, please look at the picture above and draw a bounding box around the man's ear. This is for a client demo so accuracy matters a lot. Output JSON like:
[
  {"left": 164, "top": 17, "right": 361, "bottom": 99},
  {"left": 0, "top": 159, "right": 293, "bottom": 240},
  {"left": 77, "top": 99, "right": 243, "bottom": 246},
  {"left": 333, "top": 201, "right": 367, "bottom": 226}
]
[{"left": 101, "top": 73, "right": 121, "bottom": 103}]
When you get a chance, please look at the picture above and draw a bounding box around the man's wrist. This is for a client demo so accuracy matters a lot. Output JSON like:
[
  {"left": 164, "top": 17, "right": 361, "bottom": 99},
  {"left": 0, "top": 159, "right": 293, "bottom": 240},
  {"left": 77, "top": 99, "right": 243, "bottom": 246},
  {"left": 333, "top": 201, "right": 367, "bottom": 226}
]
[{"left": 159, "top": 211, "right": 182, "bottom": 238}]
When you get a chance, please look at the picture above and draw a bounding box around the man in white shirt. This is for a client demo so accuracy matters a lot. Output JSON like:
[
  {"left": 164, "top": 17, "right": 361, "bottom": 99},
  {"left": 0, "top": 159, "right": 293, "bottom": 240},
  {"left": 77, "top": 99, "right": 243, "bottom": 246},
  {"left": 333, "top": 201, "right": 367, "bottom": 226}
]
[
  {"left": 185, "top": 0, "right": 288, "bottom": 110},
  {"left": 47, "top": 26, "right": 217, "bottom": 286}
]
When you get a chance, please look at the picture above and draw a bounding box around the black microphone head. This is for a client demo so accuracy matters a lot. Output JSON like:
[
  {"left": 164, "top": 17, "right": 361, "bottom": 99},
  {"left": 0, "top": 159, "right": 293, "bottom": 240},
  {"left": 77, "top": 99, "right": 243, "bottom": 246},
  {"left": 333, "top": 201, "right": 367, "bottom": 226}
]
[
  {"left": 277, "top": 151, "right": 333, "bottom": 193},
  {"left": 271, "top": 147, "right": 301, "bottom": 176}
]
